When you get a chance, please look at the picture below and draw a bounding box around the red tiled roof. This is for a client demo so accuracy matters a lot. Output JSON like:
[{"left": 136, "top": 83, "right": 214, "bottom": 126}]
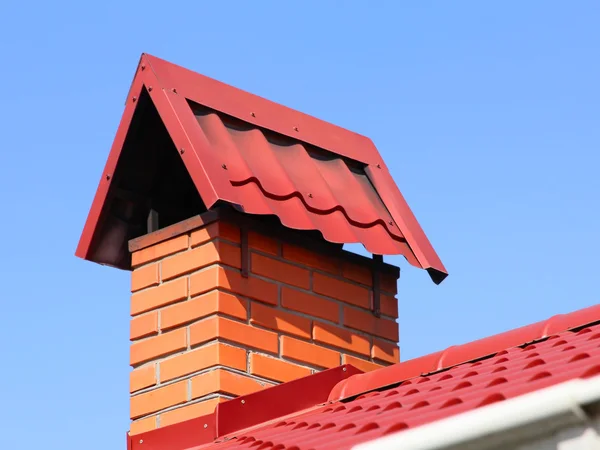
[
  {"left": 76, "top": 54, "right": 447, "bottom": 283},
  {"left": 128, "top": 303, "right": 600, "bottom": 450}
]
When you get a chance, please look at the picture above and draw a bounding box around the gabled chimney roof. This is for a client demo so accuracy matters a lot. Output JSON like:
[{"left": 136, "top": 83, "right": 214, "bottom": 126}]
[{"left": 76, "top": 54, "right": 447, "bottom": 283}]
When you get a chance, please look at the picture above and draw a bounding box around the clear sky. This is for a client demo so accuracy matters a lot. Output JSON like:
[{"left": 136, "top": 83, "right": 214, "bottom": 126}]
[{"left": 0, "top": 1, "right": 598, "bottom": 449}]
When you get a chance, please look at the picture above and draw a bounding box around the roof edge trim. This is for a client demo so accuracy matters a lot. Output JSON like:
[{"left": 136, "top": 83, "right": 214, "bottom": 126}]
[{"left": 353, "top": 374, "right": 600, "bottom": 450}]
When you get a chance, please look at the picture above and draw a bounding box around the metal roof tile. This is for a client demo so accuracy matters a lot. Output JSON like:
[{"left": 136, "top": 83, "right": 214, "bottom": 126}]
[
  {"left": 128, "top": 303, "right": 600, "bottom": 450},
  {"left": 76, "top": 54, "right": 446, "bottom": 282}
]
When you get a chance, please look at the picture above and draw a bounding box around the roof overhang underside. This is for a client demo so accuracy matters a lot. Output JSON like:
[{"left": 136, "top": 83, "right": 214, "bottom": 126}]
[{"left": 75, "top": 54, "right": 447, "bottom": 283}]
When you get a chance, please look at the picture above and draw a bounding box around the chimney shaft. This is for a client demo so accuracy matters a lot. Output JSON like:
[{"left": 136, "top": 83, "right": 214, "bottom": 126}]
[{"left": 127, "top": 209, "right": 400, "bottom": 435}]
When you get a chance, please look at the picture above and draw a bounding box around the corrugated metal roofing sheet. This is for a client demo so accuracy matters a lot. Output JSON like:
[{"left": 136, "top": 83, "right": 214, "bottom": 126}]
[
  {"left": 76, "top": 54, "right": 447, "bottom": 283},
  {"left": 128, "top": 303, "right": 600, "bottom": 450},
  {"left": 193, "top": 107, "right": 416, "bottom": 260}
]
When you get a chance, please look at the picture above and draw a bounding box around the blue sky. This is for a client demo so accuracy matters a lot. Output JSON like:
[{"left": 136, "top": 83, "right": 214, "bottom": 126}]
[{"left": 0, "top": 1, "right": 598, "bottom": 448}]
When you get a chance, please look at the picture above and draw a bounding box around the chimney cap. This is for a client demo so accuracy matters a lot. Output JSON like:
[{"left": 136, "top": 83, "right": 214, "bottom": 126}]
[{"left": 75, "top": 53, "right": 447, "bottom": 283}]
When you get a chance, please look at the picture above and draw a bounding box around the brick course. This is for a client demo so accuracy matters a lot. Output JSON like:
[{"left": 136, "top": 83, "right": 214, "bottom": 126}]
[{"left": 127, "top": 215, "right": 399, "bottom": 434}]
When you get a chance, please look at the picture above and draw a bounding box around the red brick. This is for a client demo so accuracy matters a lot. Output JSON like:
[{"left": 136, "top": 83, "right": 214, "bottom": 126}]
[
  {"left": 130, "top": 311, "right": 159, "bottom": 340},
  {"left": 341, "top": 262, "right": 371, "bottom": 286},
  {"left": 132, "top": 235, "right": 188, "bottom": 268},
  {"left": 283, "top": 244, "right": 339, "bottom": 274},
  {"left": 162, "top": 241, "right": 241, "bottom": 281},
  {"left": 130, "top": 380, "right": 187, "bottom": 418},
  {"left": 343, "top": 307, "right": 399, "bottom": 341},
  {"left": 281, "top": 336, "right": 340, "bottom": 369},
  {"left": 160, "top": 342, "right": 246, "bottom": 382},
  {"left": 130, "top": 364, "right": 157, "bottom": 392},
  {"left": 381, "top": 274, "right": 398, "bottom": 294},
  {"left": 130, "top": 416, "right": 157, "bottom": 435},
  {"left": 131, "top": 263, "right": 160, "bottom": 292},
  {"left": 281, "top": 287, "right": 340, "bottom": 323},
  {"left": 191, "top": 369, "right": 270, "bottom": 399},
  {"left": 190, "top": 221, "right": 240, "bottom": 247},
  {"left": 190, "top": 266, "right": 278, "bottom": 305},
  {"left": 251, "top": 253, "right": 310, "bottom": 289},
  {"left": 250, "top": 303, "right": 311, "bottom": 339},
  {"left": 131, "top": 278, "right": 188, "bottom": 316},
  {"left": 160, "top": 398, "right": 225, "bottom": 428},
  {"left": 372, "top": 338, "right": 400, "bottom": 364},
  {"left": 249, "top": 231, "right": 280, "bottom": 255},
  {"left": 250, "top": 353, "right": 311, "bottom": 382},
  {"left": 313, "top": 322, "right": 370, "bottom": 356},
  {"left": 161, "top": 291, "right": 247, "bottom": 330},
  {"left": 312, "top": 273, "right": 370, "bottom": 308},
  {"left": 130, "top": 328, "right": 187, "bottom": 366},
  {"left": 189, "top": 316, "right": 278, "bottom": 354},
  {"left": 380, "top": 294, "right": 399, "bottom": 318},
  {"left": 343, "top": 354, "right": 385, "bottom": 372}
]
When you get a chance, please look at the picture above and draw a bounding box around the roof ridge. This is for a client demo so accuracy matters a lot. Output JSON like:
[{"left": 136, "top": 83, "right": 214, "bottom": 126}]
[{"left": 328, "top": 303, "right": 600, "bottom": 401}]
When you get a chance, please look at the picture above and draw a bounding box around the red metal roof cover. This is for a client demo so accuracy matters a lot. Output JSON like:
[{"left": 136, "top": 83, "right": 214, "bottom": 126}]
[
  {"left": 76, "top": 54, "right": 447, "bottom": 283},
  {"left": 128, "top": 303, "right": 600, "bottom": 450}
]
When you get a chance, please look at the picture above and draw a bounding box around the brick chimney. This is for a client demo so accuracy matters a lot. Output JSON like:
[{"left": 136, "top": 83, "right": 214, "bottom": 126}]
[
  {"left": 127, "top": 209, "right": 400, "bottom": 434},
  {"left": 74, "top": 54, "right": 446, "bottom": 440}
]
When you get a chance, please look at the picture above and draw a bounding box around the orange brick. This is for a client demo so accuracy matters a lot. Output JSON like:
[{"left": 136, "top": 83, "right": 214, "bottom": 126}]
[
  {"left": 130, "top": 311, "right": 159, "bottom": 340},
  {"left": 130, "top": 328, "right": 187, "bottom": 366},
  {"left": 190, "top": 221, "right": 240, "bottom": 247},
  {"left": 250, "top": 303, "right": 311, "bottom": 339},
  {"left": 343, "top": 307, "right": 399, "bottom": 341},
  {"left": 283, "top": 244, "right": 339, "bottom": 274},
  {"left": 162, "top": 241, "right": 241, "bottom": 281},
  {"left": 130, "top": 364, "right": 157, "bottom": 392},
  {"left": 380, "top": 294, "right": 399, "bottom": 318},
  {"left": 190, "top": 266, "right": 278, "bottom": 305},
  {"left": 191, "top": 369, "right": 270, "bottom": 399},
  {"left": 281, "top": 287, "right": 340, "bottom": 323},
  {"left": 130, "top": 380, "right": 187, "bottom": 418},
  {"left": 372, "top": 338, "right": 400, "bottom": 364},
  {"left": 250, "top": 353, "right": 311, "bottom": 382},
  {"left": 161, "top": 291, "right": 247, "bottom": 330},
  {"left": 189, "top": 316, "right": 278, "bottom": 354},
  {"left": 343, "top": 354, "right": 385, "bottom": 372},
  {"left": 313, "top": 273, "right": 370, "bottom": 308},
  {"left": 129, "top": 416, "right": 157, "bottom": 435},
  {"left": 249, "top": 231, "right": 280, "bottom": 255},
  {"left": 341, "top": 262, "right": 371, "bottom": 286},
  {"left": 131, "top": 263, "right": 160, "bottom": 292},
  {"left": 251, "top": 253, "right": 310, "bottom": 289},
  {"left": 160, "top": 398, "right": 225, "bottom": 428},
  {"left": 381, "top": 274, "right": 398, "bottom": 294},
  {"left": 131, "top": 278, "right": 188, "bottom": 316},
  {"left": 342, "top": 262, "right": 398, "bottom": 294},
  {"left": 160, "top": 342, "right": 246, "bottom": 382},
  {"left": 313, "top": 322, "right": 370, "bottom": 356},
  {"left": 281, "top": 336, "right": 340, "bottom": 369},
  {"left": 132, "top": 235, "right": 188, "bottom": 267}
]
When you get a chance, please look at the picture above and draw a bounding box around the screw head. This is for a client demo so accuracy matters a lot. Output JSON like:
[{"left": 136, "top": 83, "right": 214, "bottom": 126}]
[
  {"left": 221, "top": 164, "right": 227, "bottom": 170},
  {"left": 148, "top": 86, "right": 153, "bottom": 92},
  {"left": 203, "top": 424, "right": 208, "bottom": 429},
  {"left": 308, "top": 193, "right": 313, "bottom": 198},
  {"left": 250, "top": 112, "right": 256, "bottom": 117},
  {"left": 180, "top": 148, "right": 185, "bottom": 155},
  {"left": 139, "top": 439, "right": 143, "bottom": 444},
  {"left": 106, "top": 174, "right": 111, "bottom": 181},
  {"left": 388, "top": 221, "right": 394, "bottom": 226},
  {"left": 376, "top": 163, "right": 381, "bottom": 169},
  {"left": 342, "top": 367, "right": 347, "bottom": 372},
  {"left": 141, "top": 64, "right": 146, "bottom": 71},
  {"left": 171, "top": 88, "right": 177, "bottom": 94},
  {"left": 293, "top": 126, "right": 299, "bottom": 132},
  {"left": 132, "top": 96, "right": 137, "bottom": 102},
  {"left": 241, "top": 399, "right": 246, "bottom": 404}
]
